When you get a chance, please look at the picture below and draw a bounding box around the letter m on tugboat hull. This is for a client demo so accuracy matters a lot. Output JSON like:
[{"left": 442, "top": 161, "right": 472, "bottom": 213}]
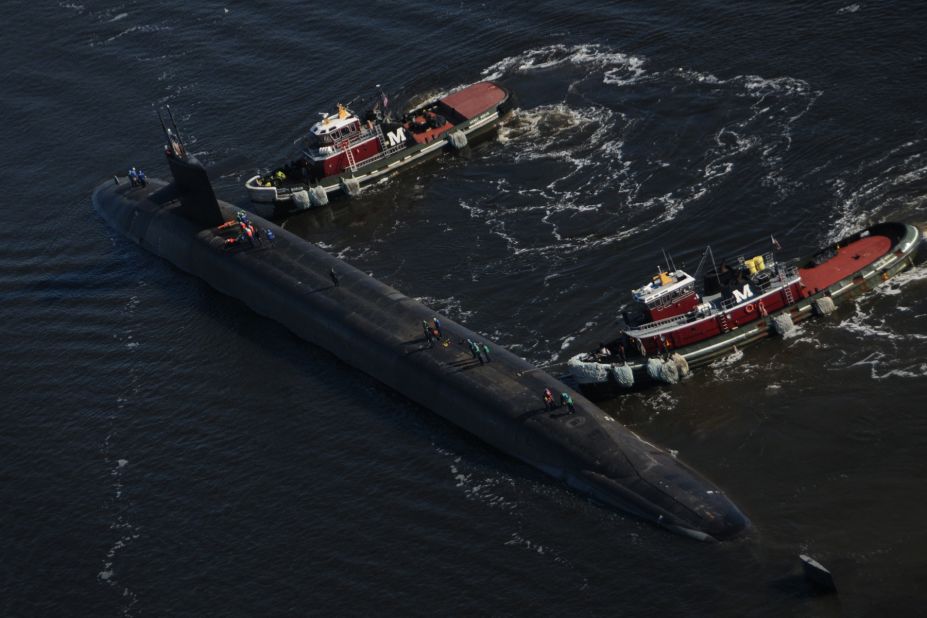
[
  {"left": 387, "top": 127, "right": 405, "bottom": 147},
  {"left": 732, "top": 284, "right": 754, "bottom": 303}
]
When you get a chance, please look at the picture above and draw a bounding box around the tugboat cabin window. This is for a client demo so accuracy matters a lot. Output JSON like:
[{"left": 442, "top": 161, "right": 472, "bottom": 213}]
[
  {"left": 306, "top": 133, "right": 333, "bottom": 148},
  {"left": 648, "top": 286, "right": 695, "bottom": 309}
]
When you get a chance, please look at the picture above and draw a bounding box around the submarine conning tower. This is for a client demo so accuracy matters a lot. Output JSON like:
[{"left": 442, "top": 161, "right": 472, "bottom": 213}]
[
  {"left": 93, "top": 114, "right": 751, "bottom": 541},
  {"left": 159, "top": 106, "right": 224, "bottom": 229}
]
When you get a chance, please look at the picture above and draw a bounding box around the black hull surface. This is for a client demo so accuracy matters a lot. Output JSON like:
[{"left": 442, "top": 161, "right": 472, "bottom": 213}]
[{"left": 93, "top": 153, "right": 750, "bottom": 541}]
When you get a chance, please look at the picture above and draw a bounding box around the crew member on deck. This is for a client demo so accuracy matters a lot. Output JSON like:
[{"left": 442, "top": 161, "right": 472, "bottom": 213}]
[
  {"left": 561, "top": 392, "right": 575, "bottom": 414},
  {"left": 219, "top": 211, "right": 249, "bottom": 230},
  {"left": 223, "top": 212, "right": 256, "bottom": 248},
  {"left": 466, "top": 339, "right": 479, "bottom": 361},
  {"left": 543, "top": 388, "right": 555, "bottom": 411},
  {"left": 423, "top": 320, "right": 434, "bottom": 346}
]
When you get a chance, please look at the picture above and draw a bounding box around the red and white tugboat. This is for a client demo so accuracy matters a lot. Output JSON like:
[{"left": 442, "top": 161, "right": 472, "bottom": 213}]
[
  {"left": 245, "top": 81, "right": 512, "bottom": 209},
  {"left": 567, "top": 222, "right": 926, "bottom": 398}
]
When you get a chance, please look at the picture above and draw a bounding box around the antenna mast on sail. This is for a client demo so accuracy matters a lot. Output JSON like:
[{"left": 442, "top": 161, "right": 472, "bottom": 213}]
[{"left": 157, "top": 105, "right": 188, "bottom": 160}]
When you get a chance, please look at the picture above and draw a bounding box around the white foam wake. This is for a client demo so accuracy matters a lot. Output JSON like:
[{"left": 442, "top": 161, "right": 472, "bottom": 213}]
[{"left": 460, "top": 43, "right": 821, "bottom": 260}]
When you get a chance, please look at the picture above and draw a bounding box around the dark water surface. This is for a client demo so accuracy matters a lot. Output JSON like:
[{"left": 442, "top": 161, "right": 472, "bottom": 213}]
[{"left": 3, "top": 1, "right": 927, "bottom": 615}]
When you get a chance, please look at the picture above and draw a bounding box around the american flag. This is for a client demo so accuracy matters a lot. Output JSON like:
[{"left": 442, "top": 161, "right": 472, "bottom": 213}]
[{"left": 374, "top": 84, "right": 389, "bottom": 110}]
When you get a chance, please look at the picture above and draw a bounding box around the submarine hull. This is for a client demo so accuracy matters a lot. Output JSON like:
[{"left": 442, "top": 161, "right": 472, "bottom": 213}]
[{"left": 93, "top": 162, "right": 749, "bottom": 541}]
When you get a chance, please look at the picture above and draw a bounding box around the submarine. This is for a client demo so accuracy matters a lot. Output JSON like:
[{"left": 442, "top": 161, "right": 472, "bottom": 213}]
[{"left": 92, "top": 113, "right": 750, "bottom": 541}]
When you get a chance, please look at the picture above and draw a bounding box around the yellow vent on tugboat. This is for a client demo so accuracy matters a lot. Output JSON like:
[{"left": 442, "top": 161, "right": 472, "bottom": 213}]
[{"left": 744, "top": 256, "right": 765, "bottom": 274}]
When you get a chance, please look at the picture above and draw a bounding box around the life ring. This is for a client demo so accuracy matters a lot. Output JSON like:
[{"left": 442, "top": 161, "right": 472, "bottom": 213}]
[
  {"left": 758, "top": 301, "right": 768, "bottom": 317},
  {"left": 744, "top": 303, "right": 756, "bottom": 314}
]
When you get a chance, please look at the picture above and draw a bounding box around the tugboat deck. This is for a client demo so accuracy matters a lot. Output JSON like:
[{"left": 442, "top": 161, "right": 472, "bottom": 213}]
[
  {"left": 408, "top": 118, "right": 454, "bottom": 144},
  {"left": 798, "top": 234, "right": 893, "bottom": 293},
  {"left": 439, "top": 82, "right": 509, "bottom": 119}
]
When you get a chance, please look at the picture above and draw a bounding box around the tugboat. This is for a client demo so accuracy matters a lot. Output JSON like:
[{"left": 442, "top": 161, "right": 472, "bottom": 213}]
[
  {"left": 567, "top": 222, "right": 926, "bottom": 398},
  {"left": 245, "top": 81, "right": 512, "bottom": 209}
]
